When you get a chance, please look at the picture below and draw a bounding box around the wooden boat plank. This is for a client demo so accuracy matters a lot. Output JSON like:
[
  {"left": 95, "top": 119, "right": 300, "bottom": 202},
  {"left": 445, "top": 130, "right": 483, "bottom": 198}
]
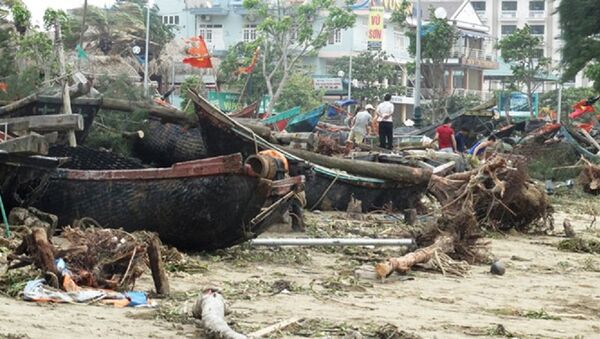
[{"left": 61, "top": 153, "right": 246, "bottom": 181}]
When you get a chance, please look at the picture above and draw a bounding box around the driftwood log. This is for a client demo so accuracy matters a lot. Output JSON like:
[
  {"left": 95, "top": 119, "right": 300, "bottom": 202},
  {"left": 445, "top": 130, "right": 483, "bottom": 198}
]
[
  {"left": 375, "top": 234, "right": 454, "bottom": 278},
  {"left": 147, "top": 236, "right": 170, "bottom": 295},
  {"left": 193, "top": 288, "right": 247, "bottom": 339},
  {"left": 283, "top": 147, "right": 432, "bottom": 185}
]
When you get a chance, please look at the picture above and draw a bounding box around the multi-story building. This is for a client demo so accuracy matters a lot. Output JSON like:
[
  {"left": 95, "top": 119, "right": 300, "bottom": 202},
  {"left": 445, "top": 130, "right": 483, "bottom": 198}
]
[
  {"left": 473, "top": 0, "right": 590, "bottom": 89},
  {"left": 156, "top": 0, "right": 496, "bottom": 121}
]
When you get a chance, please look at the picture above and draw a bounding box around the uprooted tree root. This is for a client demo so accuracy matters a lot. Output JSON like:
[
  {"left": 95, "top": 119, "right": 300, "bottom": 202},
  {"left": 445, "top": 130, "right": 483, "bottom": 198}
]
[
  {"left": 375, "top": 154, "right": 553, "bottom": 279},
  {"left": 579, "top": 157, "right": 600, "bottom": 195}
]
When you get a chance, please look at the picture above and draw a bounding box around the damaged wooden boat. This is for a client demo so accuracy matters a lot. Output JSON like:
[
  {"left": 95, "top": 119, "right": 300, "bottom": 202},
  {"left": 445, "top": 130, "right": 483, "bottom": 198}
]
[
  {"left": 285, "top": 105, "right": 327, "bottom": 133},
  {"left": 189, "top": 91, "right": 431, "bottom": 212},
  {"left": 33, "top": 149, "right": 304, "bottom": 250}
]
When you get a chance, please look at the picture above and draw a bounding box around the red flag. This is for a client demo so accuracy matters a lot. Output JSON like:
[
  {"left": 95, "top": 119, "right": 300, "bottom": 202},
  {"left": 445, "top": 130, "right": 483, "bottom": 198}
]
[
  {"left": 236, "top": 47, "right": 261, "bottom": 75},
  {"left": 183, "top": 36, "right": 213, "bottom": 69},
  {"left": 0, "top": 82, "right": 7, "bottom": 92}
]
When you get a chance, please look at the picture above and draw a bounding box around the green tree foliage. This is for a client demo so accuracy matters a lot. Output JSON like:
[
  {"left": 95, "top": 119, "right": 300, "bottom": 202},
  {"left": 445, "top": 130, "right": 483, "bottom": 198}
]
[
  {"left": 274, "top": 73, "right": 323, "bottom": 112},
  {"left": 446, "top": 93, "right": 482, "bottom": 115},
  {"left": 243, "top": 0, "right": 356, "bottom": 113},
  {"left": 329, "top": 50, "right": 404, "bottom": 102},
  {"left": 85, "top": 75, "right": 148, "bottom": 156},
  {"left": 179, "top": 75, "right": 206, "bottom": 114},
  {"left": 497, "top": 25, "right": 550, "bottom": 120},
  {"left": 63, "top": 1, "right": 174, "bottom": 57},
  {"left": 558, "top": 0, "right": 600, "bottom": 92},
  {"left": 392, "top": 6, "right": 460, "bottom": 121}
]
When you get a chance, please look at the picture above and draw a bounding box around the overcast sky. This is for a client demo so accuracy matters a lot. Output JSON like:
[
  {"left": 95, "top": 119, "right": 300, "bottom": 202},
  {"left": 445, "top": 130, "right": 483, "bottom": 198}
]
[{"left": 23, "top": 0, "right": 116, "bottom": 27}]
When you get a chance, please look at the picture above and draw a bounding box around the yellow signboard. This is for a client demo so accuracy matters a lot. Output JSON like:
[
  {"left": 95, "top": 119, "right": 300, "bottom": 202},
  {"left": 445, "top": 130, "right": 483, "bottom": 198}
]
[{"left": 368, "top": 6, "right": 384, "bottom": 50}]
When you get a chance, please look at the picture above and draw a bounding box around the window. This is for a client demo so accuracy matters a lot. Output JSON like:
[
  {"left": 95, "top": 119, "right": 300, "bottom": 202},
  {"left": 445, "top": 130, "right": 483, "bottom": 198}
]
[
  {"left": 328, "top": 29, "right": 342, "bottom": 45},
  {"left": 198, "top": 24, "right": 223, "bottom": 43},
  {"left": 162, "top": 15, "right": 179, "bottom": 26},
  {"left": 243, "top": 25, "right": 257, "bottom": 42},
  {"left": 530, "top": 25, "right": 545, "bottom": 35},
  {"left": 501, "top": 25, "right": 517, "bottom": 35},
  {"left": 533, "top": 48, "right": 544, "bottom": 59},
  {"left": 529, "top": 1, "right": 545, "bottom": 11},
  {"left": 471, "top": 1, "right": 486, "bottom": 11},
  {"left": 452, "top": 70, "right": 464, "bottom": 89},
  {"left": 501, "top": 1, "right": 517, "bottom": 11}
]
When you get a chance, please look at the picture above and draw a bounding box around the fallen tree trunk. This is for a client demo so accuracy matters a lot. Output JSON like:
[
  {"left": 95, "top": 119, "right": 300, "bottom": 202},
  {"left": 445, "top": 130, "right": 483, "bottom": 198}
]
[
  {"left": 100, "top": 98, "right": 197, "bottom": 126},
  {"left": 374, "top": 234, "right": 454, "bottom": 278},
  {"left": 193, "top": 288, "right": 247, "bottom": 339},
  {"left": 282, "top": 147, "right": 432, "bottom": 185},
  {"left": 233, "top": 118, "right": 274, "bottom": 142}
]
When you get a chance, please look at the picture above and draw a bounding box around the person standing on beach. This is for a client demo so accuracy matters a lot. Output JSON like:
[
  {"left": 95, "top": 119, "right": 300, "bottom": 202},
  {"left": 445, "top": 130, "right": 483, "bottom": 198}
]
[{"left": 375, "top": 94, "right": 394, "bottom": 149}]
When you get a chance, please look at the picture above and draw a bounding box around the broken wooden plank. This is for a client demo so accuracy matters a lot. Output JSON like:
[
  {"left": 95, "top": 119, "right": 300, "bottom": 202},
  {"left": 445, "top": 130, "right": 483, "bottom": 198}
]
[
  {"left": 0, "top": 114, "right": 84, "bottom": 133},
  {"left": 0, "top": 120, "right": 29, "bottom": 133},
  {"left": 0, "top": 94, "right": 37, "bottom": 116},
  {"left": 0, "top": 134, "right": 49, "bottom": 155},
  {"left": 147, "top": 236, "right": 170, "bottom": 296}
]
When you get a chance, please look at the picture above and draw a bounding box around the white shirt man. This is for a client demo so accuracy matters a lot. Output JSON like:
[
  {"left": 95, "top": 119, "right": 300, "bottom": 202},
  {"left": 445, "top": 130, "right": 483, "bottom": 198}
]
[{"left": 376, "top": 101, "right": 394, "bottom": 122}]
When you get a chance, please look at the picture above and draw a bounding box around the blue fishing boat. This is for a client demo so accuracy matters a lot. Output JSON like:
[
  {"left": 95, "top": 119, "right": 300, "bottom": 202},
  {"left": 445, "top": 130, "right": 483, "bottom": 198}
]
[
  {"left": 285, "top": 105, "right": 327, "bottom": 133},
  {"left": 261, "top": 106, "right": 301, "bottom": 131}
]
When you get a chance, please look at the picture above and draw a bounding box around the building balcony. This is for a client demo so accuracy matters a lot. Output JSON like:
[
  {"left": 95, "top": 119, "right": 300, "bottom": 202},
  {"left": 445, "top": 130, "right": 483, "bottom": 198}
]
[
  {"left": 449, "top": 47, "right": 498, "bottom": 69},
  {"left": 529, "top": 10, "right": 545, "bottom": 18},
  {"left": 500, "top": 10, "right": 517, "bottom": 19},
  {"left": 390, "top": 87, "right": 493, "bottom": 104},
  {"left": 185, "top": 0, "right": 229, "bottom": 15}
]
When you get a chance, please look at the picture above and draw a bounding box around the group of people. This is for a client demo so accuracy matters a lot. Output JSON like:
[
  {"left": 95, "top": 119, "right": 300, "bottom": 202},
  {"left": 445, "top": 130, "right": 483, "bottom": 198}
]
[
  {"left": 345, "top": 94, "right": 395, "bottom": 153},
  {"left": 343, "top": 95, "right": 502, "bottom": 161},
  {"left": 433, "top": 117, "right": 500, "bottom": 160}
]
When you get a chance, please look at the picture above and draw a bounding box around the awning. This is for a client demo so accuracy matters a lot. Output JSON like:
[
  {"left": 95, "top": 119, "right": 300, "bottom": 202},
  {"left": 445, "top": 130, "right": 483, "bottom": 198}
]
[{"left": 459, "top": 29, "right": 489, "bottom": 39}]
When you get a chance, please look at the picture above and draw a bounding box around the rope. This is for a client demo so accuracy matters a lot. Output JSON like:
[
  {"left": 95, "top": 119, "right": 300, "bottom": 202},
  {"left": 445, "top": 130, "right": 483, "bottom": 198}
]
[
  {"left": 0, "top": 191, "right": 10, "bottom": 237},
  {"left": 309, "top": 172, "right": 340, "bottom": 211}
]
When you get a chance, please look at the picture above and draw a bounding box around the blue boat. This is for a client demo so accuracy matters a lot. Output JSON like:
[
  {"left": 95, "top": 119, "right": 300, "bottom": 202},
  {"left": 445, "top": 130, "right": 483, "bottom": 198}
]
[
  {"left": 261, "top": 106, "right": 301, "bottom": 131},
  {"left": 285, "top": 105, "right": 327, "bottom": 133}
]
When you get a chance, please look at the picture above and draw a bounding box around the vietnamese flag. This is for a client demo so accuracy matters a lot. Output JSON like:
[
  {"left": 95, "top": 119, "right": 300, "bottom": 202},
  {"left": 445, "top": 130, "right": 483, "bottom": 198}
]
[
  {"left": 183, "top": 36, "right": 213, "bottom": 69},
  {"left": 236, "top": 47, "right": 261, "bottom": 75}
]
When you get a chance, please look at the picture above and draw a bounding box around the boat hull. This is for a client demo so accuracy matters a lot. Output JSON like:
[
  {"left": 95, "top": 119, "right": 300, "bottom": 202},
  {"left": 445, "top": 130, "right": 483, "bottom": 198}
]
[
  {"left": 33, "top": 153, "right": 301, "bottom": 251},
  {"left": 35, "top": 174, "right": 271, "bottom": 250},
  {"left": 306, "top": 169, "right": 427, "bottom": 212}
]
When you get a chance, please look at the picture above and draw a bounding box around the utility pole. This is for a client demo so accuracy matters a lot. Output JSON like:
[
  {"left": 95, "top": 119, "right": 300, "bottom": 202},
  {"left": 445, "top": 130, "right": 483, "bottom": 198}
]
[
  {"left": 348, "top": 34, "right": 353, "bottom": 99},
  {"left": 413, "top": 0, "right": 422, "bottom": 127},
  {"left": 143, "top": 3, "right": 151, "bottom": 96}
]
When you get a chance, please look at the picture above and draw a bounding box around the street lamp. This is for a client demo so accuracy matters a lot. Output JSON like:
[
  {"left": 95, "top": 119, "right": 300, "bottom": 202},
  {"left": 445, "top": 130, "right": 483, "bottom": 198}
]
[
  {"left": 413, "top": 0, "right": 422, "bottom": 127},
  {"left": 143, "top": 0, "right": 155, "bottom": 97}
]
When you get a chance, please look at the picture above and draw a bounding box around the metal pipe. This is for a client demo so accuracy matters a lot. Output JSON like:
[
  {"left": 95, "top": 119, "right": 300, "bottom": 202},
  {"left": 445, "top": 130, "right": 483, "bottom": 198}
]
[
  {"left": 143, "top": 3, "right": 151, "bottom": 96},
  {"left": 247, "top": 238, "right": 415, "bottom": 247},
  {"left": 413, "top": 0, "right": 422, "bottom": 127}
]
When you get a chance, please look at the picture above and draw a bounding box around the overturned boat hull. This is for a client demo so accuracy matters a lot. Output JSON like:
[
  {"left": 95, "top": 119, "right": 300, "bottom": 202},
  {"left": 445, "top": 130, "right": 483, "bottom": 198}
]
[{"left": 34, "top": 153, "right": 303, "bottom": 250}]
